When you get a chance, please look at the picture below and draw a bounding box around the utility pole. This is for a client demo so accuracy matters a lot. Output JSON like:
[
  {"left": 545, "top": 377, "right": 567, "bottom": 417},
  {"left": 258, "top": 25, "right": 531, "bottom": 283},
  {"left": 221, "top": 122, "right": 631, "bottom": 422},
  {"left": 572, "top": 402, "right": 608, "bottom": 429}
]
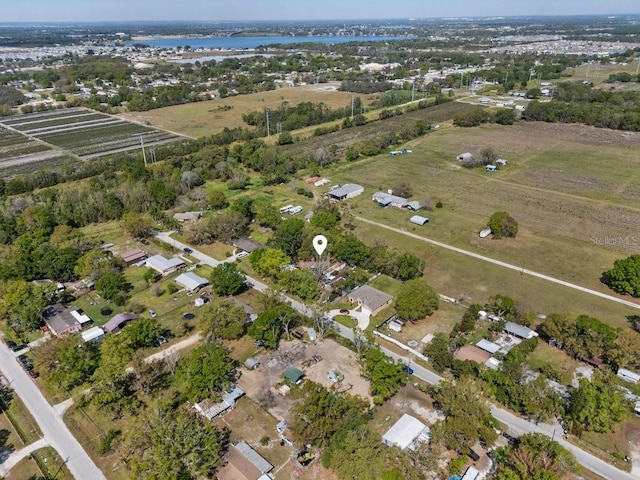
[
  {"left": 411, "top": 79, "right": 415, "bottom": 102},
  {"left": 351, "top": 95, "right": 354, "bottom": 118},
  {"left": 266, "top": 110, "right": 270, "bottom": 137},
  {"left": 140, "top": 135, "right": 147, "bottom": 167}
]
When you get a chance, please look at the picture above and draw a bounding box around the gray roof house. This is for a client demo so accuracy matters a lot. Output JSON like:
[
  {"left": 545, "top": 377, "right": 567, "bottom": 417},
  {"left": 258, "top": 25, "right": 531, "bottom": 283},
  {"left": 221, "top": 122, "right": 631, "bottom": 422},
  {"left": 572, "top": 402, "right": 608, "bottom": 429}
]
[
  {"left": 348, "top": 285, "right": 393, "bottom": 316},
  {"left": 104, "top": 312, "right": 138, "bottom": 334},
  {"left": 44, "top": 304, "right": 81, "bottom": 338},
  {"left": 145, "top": 254, "right": 185, "bottom": 275}
]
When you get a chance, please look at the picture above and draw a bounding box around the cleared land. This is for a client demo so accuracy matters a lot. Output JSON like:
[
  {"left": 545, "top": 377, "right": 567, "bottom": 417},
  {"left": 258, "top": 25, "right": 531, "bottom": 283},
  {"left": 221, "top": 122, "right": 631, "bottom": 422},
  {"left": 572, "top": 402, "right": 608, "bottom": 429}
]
[
  {"left": 306, "top": 121, "right": 640, "bottom": 326},
  {"left": 0, "top": 108, "right": 184, "bottom": 175},
  {"left": 122, "top": 83, "right": 377, "bottom": 138}
]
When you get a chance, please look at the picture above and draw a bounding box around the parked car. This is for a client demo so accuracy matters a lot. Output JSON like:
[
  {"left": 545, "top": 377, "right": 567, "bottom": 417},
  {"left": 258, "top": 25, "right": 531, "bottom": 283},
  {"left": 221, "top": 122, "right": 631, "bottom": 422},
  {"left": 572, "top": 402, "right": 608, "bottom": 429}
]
[
  {"left": 292, "top": 331, "right": 304, "bottom": 340},
  {"left": 140, "top": 238, "right": 149, "bottom": 245},
  {"left": 402, "top": 364, "right": 414, "bottom": 375},
  {"left": 5, "top": 340, "right": 17, "bottom": 350},
  {"left": 28, "top": 370, "right": 39, "bottom": 379},
  {"left": 339, "top": 309, "right": 350, "bottom": 314},
  {"left": 183, "top": 247, "right": 193, "bottom": 254},
  {"left": 149, "top": 310, "right": 157, "bottom": 318},
  {"left": 155, "top": 336, "right": 167, "bottom": 347}
]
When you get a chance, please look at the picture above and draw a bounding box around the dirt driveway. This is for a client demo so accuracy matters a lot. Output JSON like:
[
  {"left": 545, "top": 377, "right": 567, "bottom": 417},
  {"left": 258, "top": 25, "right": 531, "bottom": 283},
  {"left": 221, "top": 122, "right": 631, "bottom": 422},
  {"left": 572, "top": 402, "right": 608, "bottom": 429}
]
[{"left": 237, "top": 338, "right": 372, "bottom": 420}]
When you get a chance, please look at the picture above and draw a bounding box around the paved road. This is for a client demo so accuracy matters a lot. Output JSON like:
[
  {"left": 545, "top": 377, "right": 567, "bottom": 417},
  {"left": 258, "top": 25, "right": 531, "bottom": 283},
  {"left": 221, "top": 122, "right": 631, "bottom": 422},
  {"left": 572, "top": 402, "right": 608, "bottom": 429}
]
[
  {"left": 0, "top": 344, "right": 106, "bottom": 479},
  {"left": 154, "top": 232, "right": 635, "bottom": 480},
  {"left": 355, "top": 216, "right": 640, "bottom": 311}
]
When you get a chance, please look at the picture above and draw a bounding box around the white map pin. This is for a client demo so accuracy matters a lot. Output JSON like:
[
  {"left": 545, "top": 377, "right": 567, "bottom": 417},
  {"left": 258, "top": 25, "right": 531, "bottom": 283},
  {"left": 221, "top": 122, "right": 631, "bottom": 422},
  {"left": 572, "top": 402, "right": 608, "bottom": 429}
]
[{"left": 313, "top": 235, "right": 328, "bottom": 256}]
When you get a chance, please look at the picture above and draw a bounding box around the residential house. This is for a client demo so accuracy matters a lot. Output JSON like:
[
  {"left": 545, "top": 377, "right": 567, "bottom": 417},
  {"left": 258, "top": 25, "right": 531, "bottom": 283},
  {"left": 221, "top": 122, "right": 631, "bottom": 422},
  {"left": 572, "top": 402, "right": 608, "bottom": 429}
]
[
  {"left": 194, "top": 385, "right": 245, "bottom": 420},
  {"left": 382, "top": 414, "right": 430, "bottom": 450},
  {"left": 173, "top": 212, "right": 202, "bottom": 223},
  {"left": 216, "top": 441, "right": 273, "bottom": 480},
  {"left": 120, "top": 248, "right": 147, "bottom": 266},
  {"left": 44, "top": 304, "right": 82, "bottom": 338},
  {"left": 233, "top": 237, "right": 266, "bottom": 254},
  {"left": 348, "top": 285, "right": 393, "bottom": 316},
  {"left": 145, "top": 254, "right": 185, "bottom": 276},
  {"left": 372, "top": 192, "right": 408, "bottom": 209}
]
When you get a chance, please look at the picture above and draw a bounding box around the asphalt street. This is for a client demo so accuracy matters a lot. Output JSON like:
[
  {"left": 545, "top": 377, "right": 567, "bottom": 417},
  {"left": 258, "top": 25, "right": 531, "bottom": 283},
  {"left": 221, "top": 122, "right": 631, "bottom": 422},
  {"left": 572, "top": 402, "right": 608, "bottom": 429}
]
[{"left": 0, "top": 343, "right": 106, "bottom": 479}]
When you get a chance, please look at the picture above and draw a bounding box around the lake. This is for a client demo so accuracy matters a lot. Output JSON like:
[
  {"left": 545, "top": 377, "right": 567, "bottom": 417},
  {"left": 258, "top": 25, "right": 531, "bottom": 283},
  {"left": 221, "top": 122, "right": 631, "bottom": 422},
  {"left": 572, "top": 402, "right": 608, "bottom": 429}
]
[{"left": 128, "top": 35, "right": 413, "bottom": 50}]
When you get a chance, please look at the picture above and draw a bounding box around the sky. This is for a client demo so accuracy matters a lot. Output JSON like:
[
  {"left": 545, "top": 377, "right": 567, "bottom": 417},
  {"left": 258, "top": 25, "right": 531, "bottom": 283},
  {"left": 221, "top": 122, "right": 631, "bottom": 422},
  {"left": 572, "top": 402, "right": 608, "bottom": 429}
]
[{"left": 3, "top": 0, "right": 640, "bottom": 22}]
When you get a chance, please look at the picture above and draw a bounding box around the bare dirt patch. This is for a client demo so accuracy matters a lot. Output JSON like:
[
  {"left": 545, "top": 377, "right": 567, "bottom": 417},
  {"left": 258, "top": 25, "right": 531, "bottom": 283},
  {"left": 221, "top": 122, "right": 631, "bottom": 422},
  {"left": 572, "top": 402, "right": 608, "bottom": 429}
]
[{"left": 237, "top": 338, "right": 372, "bottom": 421}]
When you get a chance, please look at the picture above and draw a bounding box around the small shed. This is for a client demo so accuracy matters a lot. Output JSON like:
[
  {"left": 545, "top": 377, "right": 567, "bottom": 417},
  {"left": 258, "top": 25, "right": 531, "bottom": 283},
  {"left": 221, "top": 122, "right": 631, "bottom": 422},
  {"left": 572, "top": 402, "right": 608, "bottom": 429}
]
[
  {"left": 244, "top": 357, "right": 260, "bottom": 370},
  {"left": 479, "top": 227, "right": 492, "bottom": 238},
  {"left": 486, "top": 165, "right": 497, "bottom": 172},
  {"left": 617, "top": 368, "right": 640, "bottom": 384},
  {"left": 410, "top": 215, "right": 429, "bottom": 226},
  {"left": 284, "top": 367, "right": 305, "bottom": 385},
  {"left": 194, "top": 297, "right": 206, "bottom": 307},
  {"left": 307, "top": 328, "right": 317, "bottom": 342},
  {"left": 388, "top": 320, "right": 403, "bottom": 332},
  {"left": 81, "top": 326, "right": 105, "bottom": 343},
  {"left": 457, "top": 152, "right": 474, "bottom": 161},
  {"left": 496, "top": 159, "right": 508, "bottom": 166}
]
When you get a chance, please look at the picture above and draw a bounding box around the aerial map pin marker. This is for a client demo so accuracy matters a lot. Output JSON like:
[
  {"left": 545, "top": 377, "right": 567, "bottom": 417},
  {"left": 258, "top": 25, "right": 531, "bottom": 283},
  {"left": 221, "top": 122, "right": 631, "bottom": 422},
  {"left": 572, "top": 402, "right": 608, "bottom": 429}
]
[{"left": 313, "top": 235, "right": 327, "bottom": 256}]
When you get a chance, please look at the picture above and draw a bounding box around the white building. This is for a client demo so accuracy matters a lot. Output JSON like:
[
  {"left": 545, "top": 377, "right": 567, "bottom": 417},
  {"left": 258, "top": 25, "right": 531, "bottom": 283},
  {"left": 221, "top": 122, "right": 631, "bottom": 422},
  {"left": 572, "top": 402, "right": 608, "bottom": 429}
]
[
  {"left": 175, "top": 272, "right": 209, "bottom": 292},
  {"left": 617, "top": 368, "right": 640, "bottom": 384},
  {"left": 382, "top": 414, "right": 430, "bottom": 450},
  {"left": 81, "top": 326, "right": 105, "bottom": 343},
  {"left": 146, "top": 254, "right": 185, "bottom": 275}
]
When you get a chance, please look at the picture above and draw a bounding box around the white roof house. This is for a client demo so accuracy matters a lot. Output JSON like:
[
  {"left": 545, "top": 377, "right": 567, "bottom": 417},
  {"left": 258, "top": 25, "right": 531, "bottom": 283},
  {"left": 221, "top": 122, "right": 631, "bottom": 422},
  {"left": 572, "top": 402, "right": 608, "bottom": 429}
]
[
  {"left": 617, "top": 368, "right": 640, "bottom": 384},
  {"left": 175, "top": 272, "right": 209, "bottom": 292},
  {"left": 146, "top": 254, "right": 185, "bottom": 275},
  {"left": 410, "top": 215, "right": 429, "bottom": 226},
  {"left": 476, "top": 339, "right": 501, "bottom": 354},
  {"left": 382, "top": 414, "right": 430, "bottom": 450},
  {"left": 504, "top": 322, "right": 538, "bottom": 340},
  {"left": 81, "top": 326, "right": 105, "bottom": 343}
]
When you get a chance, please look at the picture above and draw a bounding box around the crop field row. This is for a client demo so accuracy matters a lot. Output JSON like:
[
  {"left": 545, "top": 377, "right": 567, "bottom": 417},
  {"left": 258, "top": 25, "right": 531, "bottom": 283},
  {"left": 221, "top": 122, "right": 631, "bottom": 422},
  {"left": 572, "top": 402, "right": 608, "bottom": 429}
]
[
  {"left": 0, "top": 140, "right": 51, "bottom": 161},
  {"left": 0, "top": 150, "right": 73, "bottom": 174},
  {"left": 8, "top": 112, "right": 107, "bottom": 132},
  {"left": 1, "top": 107, "right": 94, "bottom": 125},
  {"left": 0, "top": 108, "right": 184, "bottom": 161}
]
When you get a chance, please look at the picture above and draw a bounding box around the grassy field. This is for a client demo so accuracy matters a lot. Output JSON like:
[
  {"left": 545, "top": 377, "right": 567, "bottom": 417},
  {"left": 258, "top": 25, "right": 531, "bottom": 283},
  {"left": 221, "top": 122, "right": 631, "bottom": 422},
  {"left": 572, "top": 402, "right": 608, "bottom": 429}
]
[
  {"left": 123, "top": 83, "right": 377, "bottom": 138},
  {"left": 315, "top": 121, "right": 640, "bottom": 326}
]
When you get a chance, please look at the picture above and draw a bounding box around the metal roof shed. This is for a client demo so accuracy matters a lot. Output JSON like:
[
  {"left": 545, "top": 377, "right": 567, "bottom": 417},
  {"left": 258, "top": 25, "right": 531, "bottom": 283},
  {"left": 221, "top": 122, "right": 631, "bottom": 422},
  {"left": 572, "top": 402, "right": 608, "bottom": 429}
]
[
  {"left": 476, "top": 339, "right": 501, "bottom": 354},
  {"left": 81, "top": 326, "right": 105, "bottom": 343},
  {"left": 175, "top": 272, "right": 209, "bottom": 292},
  {"left": 504, "top": 322, "right": 538, "bottom": 340},
  {"left": 284, "top": 367, "right": 305, "bottom": 385},
  {"left": 617, "top": 368, "right": 640, "bottom": 384},
  {"left": 410, "top": 215, "right": 429, "bottom": 225}
]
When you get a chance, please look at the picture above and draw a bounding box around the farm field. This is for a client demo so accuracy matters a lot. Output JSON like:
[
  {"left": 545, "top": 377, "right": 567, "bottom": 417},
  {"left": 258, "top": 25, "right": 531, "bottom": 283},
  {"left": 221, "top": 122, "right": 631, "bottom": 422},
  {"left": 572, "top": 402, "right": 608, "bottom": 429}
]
[
  {"left": 0, "top": 108, "right": 184, "bottom": 173},
  {"left": 122, "top": 83, "right": 377, "bottom": 138}
]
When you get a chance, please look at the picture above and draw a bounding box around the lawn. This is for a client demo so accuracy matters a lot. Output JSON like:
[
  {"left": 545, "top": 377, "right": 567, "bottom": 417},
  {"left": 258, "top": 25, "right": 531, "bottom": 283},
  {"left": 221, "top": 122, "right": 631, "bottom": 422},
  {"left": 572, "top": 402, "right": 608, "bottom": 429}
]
[
  {"left": 6, "top": 447, "right": 74, "bottom": 480},
  {"left": 123, "top": 84, "right": 377, "bottom": 138}
]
